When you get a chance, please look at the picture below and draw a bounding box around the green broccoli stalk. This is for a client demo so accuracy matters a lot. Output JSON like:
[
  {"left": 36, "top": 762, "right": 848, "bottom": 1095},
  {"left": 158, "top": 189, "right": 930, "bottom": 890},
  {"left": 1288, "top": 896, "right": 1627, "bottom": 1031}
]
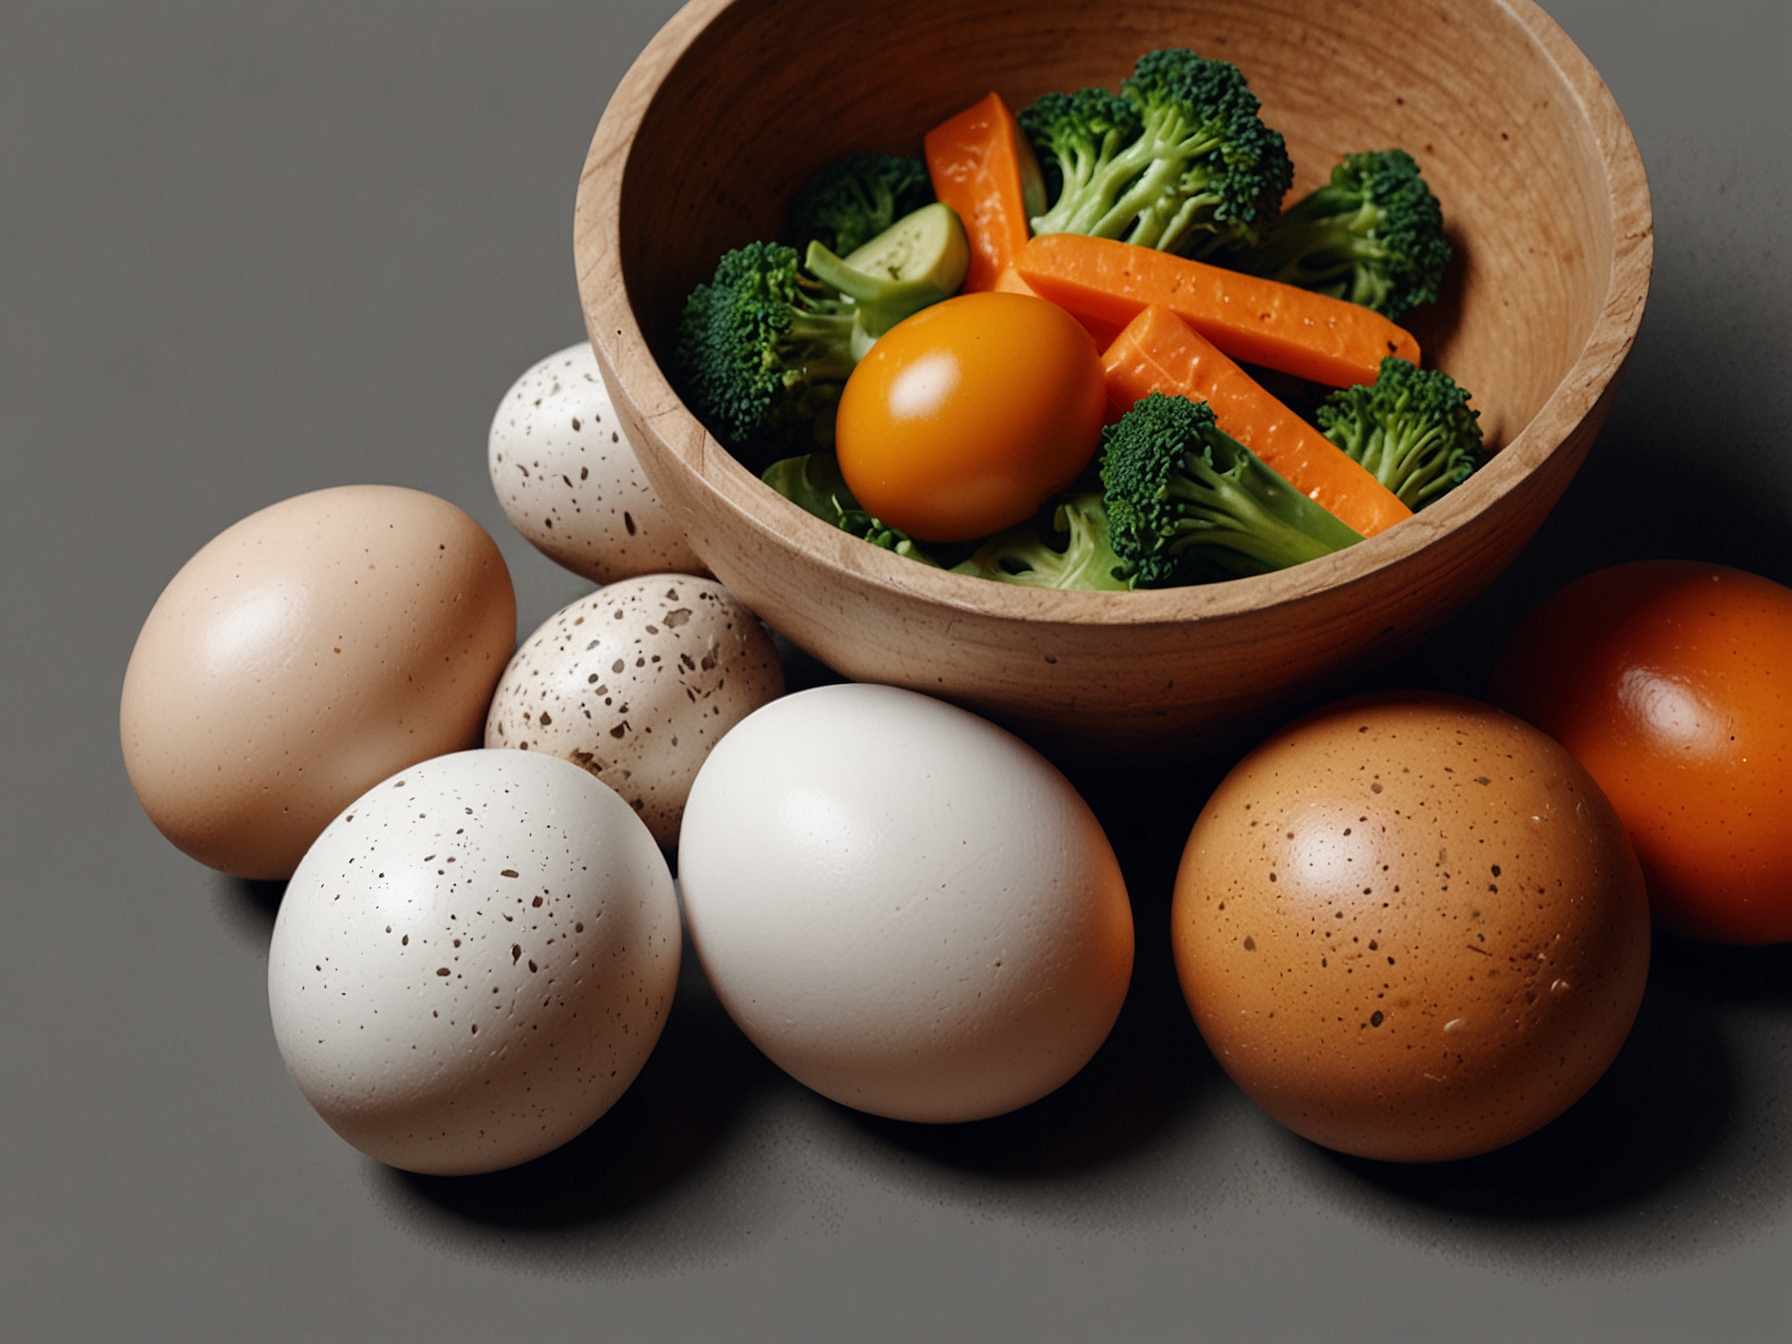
[
  {"left": 952, "top": 494, "right": 1131, "bottom": 590},
  {"left": 1227, "top": 150, "right": 1451, "bottom": 321},
  {"left": 790, "top": 153, "right": 935, "bottom": 259},
  {"left": 802, "top": 238, "right": 956, "bottom": 338},
  {"left": 761, "top": 452, "right": 940, "bottom": 565},
  {"left": 673, "top": 242, "right": 868, "bottom": 461},
  {"left": 1101, "top": 392, "right": 1363, "bottom": 586},
  {"left": 1019, "top": 48, "right": 1293, "bottom": 257},
  {"left": 1020, "top": 89, "right": 1141, "bottom": 231},
  {"left": 1315, "top": 357, "right": 1483, "bottom": 510}
]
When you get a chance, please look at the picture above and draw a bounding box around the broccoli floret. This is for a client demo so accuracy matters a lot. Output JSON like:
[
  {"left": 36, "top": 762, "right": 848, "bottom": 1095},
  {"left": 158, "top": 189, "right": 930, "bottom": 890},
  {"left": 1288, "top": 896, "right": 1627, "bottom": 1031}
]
[
  {"left": 836, "top": 503, "right": 940, "bottom": 562},
  {"left": 1227, "top": 150, "right": 1450, "bottom": 320},
  {"left": 952, "top": 494, "right": 1131, "bottom": 590},
  {"left": 1101, "top": 392, "right": 1363, "bottom": 586},
  {"left": 1020, "top": 48, "right": 1293, "bottom": 257},
  {"left": 1019, "top": 89, "right": 1141, "bottom": 227},
  {"left": 1315, "top": 357, "right": 1483, "bottom": 510},
  {"left": 790, "top": 153, "right": 935, "bottom": 259},
  {"left": 673, "top": 242, "right": 865, "bottom": 461},
  {"left": 761, "top": 452, "right": 940, "bottom": 565}
]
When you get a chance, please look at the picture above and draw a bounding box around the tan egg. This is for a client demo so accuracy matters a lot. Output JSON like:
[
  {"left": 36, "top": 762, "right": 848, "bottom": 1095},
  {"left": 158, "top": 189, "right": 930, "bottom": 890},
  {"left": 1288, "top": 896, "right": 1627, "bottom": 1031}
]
[
  {"left": 1171, "top": 691, "right": 1650, "bottom": 1163},
  {"left": 487, "top": 341, "right": 704, "bottom": 581},
  {"left": 484, "top": 575, "right": 783, "bottom": 847},
  {"left": 120, "top": 485, "right": 516, "bottom": 879}
]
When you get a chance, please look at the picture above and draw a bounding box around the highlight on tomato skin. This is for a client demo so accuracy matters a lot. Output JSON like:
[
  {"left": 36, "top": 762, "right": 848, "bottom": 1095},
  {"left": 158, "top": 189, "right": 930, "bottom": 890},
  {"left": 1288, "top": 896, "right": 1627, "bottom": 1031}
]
[
  {"left": 834, "top": 291, "right": 1108, "bottom": 543},
  {"left": 1490, "top": 560, "right": 1792, "bottom": 946}
]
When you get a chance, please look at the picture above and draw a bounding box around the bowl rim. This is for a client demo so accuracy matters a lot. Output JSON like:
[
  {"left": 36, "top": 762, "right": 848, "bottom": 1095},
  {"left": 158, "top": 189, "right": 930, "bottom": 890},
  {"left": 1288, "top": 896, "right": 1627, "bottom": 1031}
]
[{"left": 575, "top": 0, "right": 1653, "bottom": 627}]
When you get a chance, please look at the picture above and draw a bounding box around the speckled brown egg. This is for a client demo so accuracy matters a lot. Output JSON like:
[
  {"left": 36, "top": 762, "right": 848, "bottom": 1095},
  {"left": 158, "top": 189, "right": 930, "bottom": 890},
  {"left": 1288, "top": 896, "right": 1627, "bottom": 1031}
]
[
  {"left": 1171, "top": 691, "right": 1650, "bottom": 1163},
  {"left": 487, "top": 341, "right": 704, "bottom": 582},
  {"left": 484, "top": 575, "right": 783, "bottom": 847},
  {"left": 120, "top": 485, "right": 516, "bottom": 879}
]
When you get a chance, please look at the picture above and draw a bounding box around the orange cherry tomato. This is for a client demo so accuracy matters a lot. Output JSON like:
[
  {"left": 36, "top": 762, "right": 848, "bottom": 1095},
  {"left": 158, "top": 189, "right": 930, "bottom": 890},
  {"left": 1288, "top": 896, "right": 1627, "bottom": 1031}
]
[
  {"left": 834, "top": 291, "right": 1107, "bottom": 542},
  {"left": 1490, "top": 561, "right": 1792, "bottom": 944}
]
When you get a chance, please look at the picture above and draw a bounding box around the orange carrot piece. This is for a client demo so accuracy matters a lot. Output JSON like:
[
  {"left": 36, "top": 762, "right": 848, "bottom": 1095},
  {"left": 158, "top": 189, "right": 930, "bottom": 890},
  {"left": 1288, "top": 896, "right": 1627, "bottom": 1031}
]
[
  {"left": 925, "top": 93, "right": 1037, "bottom": 293},
  {"left": 992, "top": 263, "right": 1038, "bottom": 296},
  {"left": 994, "top": 264, "right": 1125, "bottom": 349},
  {"left": 1017, "top": 233, "right": 1420, "bottom": 388},
  {"left": 1102, "top": 306, "right": 1411, "bottom": 537}
]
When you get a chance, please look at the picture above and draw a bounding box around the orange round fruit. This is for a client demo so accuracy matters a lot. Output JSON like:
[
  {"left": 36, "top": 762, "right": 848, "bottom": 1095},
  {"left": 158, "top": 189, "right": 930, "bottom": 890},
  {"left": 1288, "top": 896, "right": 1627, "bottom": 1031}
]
[
  {"left": 1491, "top": 561, "right": 1792, "bottom": 944},
  {"left": 834, "top": 291, "right": 1106, "bottom": 543}
]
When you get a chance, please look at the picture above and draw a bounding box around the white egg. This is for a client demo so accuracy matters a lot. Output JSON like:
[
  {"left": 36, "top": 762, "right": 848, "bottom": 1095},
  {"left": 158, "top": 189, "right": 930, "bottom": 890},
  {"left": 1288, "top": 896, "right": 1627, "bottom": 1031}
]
[
  {"left": 484, "top": 575, "right": 784, "bottom": 848},
  {"left": 488, "top": 341, "right": 704, "bottom": 581},
  {"left": 267, "top": 750, "right": 680, "bottom": 1175},
  {"left": 677, "top": 683, "right": 1134, "bottom": 1123}
]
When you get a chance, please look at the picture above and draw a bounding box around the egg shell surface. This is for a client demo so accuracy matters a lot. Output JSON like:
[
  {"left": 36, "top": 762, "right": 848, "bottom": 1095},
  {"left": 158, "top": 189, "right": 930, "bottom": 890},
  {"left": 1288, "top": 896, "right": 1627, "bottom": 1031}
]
[
  {"left": 484, "top": 575, "right": 784, "bottom": 848},
  {"left": 677, "top": 683, "right": 1134, "bottom": 1123},
  {"left": 267, "top": 749, "right": 680, "bottom": 1176},
  {"left": 1172, "top": 691, "right": 1651, "bottom": 1163},
  {"left": 120, "top": 485, "right": 516, "bottom": 879},
  {"left": 488, "top": 341, "right": 704, "bottom": 581}
]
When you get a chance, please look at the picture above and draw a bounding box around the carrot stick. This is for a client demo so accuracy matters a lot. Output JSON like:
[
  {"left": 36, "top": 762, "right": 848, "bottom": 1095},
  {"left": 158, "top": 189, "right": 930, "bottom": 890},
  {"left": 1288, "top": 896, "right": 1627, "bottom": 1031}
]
[
  {"left": 1017, "top": 233, "right": 1420, "bottom": 388},
  {"left": 991, "top": 263, "right": 1039, "bottom": 297},
  {"left": 994, "top": 263, "right": 1126, "bottom": 349},
  {"left": 1102, "top": 306, "right": 1411, "bottom": 537},
  {"left": 925, "top": 93, "right": 1039, "bottom": 293}
]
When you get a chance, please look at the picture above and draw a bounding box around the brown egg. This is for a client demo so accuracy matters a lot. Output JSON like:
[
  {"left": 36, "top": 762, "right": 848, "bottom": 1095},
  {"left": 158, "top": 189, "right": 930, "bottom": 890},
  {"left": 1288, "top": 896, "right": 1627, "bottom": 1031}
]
[
  {"left": 120, "top": 485, "right": 516, "bottom": 879},
  {"left": 1171, "top": 691, "right": 1650, "bottom": 1162}
]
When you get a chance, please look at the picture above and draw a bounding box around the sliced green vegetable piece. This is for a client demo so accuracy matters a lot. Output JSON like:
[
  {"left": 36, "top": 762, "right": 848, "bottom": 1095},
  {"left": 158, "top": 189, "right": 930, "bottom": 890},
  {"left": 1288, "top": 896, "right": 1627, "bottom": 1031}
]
[
  {"left": 804, "top": 202, "right": 970, "bottom": 336},
  {"left": 844, "top": 202, "right": 970, "bottom": 291}
]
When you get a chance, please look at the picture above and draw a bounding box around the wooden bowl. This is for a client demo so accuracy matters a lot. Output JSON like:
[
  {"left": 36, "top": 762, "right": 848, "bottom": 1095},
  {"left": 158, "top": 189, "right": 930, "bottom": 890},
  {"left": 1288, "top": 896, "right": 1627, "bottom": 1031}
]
[{"left": 575, "top": 0, "right": 1651, "bottom": 758}]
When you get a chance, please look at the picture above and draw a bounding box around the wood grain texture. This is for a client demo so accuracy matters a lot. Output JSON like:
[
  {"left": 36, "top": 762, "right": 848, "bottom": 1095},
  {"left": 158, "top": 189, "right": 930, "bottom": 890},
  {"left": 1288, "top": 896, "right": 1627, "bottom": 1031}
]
[{"left": 574, "top": 0, "right": 1652, "bottom": 757}]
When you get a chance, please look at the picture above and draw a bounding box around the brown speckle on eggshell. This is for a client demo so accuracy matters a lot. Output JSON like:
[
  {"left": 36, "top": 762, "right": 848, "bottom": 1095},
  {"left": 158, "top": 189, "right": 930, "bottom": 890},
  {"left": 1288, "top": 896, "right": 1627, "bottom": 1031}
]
[
  {"left": 267, "top": 749, "right": 680, "bottom": 1175},
  {"left": 1171, "top": 691, "right": 1650, "bottom": 1163},
  {"left": 487, "top": 342, "right": 704, "bottom": 581},
  {"left": 484, "top": 576, "right": 784, "bottom": 847}
]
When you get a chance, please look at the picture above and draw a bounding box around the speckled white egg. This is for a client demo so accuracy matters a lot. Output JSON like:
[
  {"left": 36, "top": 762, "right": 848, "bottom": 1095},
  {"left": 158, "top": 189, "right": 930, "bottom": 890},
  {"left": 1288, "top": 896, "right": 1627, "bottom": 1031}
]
[
  {"left": 677, "top": 683, "right": 1135, "bottom": 1123},
  {"left": 484, "top": 575, "right": 784, "bottom": 848},
  {"left": 488, "top": 341, "right": 704, "bottom": 581},
  {"left": 267, "top": 749, "right": 680, "bottom": 1175}
]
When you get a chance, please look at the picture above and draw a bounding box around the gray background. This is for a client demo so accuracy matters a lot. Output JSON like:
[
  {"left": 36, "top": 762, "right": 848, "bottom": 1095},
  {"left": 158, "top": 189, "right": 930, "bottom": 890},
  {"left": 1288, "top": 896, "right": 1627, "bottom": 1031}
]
[{"left": 5, "top": 1, "right": 1790, "bottom": 1339}]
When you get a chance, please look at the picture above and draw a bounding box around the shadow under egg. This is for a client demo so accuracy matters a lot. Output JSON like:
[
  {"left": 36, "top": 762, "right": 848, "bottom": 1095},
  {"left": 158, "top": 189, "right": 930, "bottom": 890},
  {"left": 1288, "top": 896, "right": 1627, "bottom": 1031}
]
[
  {"left": 214, "top": 875, "right": 286, "bottom": 955},
  {"left": 838, "top": 751, "right": 1232, "bottom": 1180},
  {"left": 1285, "top": 940, "right": 1792, "bottom": 1272},
  {"left": 1317, "top": 980, "right": 1731, "bottom": 1222},
  {"left": 837, "top": 941, "right": 1227, "bottom": 1180},
  {"left": 381, "top": 932, "right": 778, "bottom": 1238}
]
